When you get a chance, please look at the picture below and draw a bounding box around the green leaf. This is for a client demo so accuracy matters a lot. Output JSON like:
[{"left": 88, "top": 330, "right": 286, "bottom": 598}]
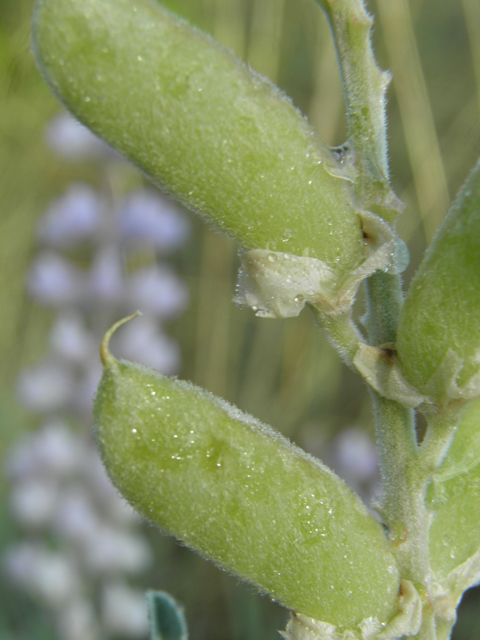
[
  {"left": 32, "top": 0, "right": 367, "bottom": 286},
  {"left": 427, "top": 397, "right": 480, "bottom": 580},
  {"left": 93, "top": 317, "right": 400, "bottom": 630},
  {"left": 146, "top": 591, "right": 188, "bottom": 640},
  {"left": 396, "top": 157, "right": 480, "bottom": 407}
]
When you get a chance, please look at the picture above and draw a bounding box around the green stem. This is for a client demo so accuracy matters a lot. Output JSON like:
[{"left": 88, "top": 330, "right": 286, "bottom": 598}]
[
  {"left": 314, "top": 0, "right": 460, "bottom": 636},
  {"left": 363, "top": 270, "right": 430, "bottom": 586},
  {"left": 364, "top": 271, "right": 404, "bottom": 346},
  {"left": 316, "top": 0, "right": 389, "bottom": 179},
  {"left": 372, "top": 394, "right": 430, "bottom": 582},
  {"left": 315, "top": 0, "right": 401, "bottom": 220},
  {"left": 310, "top": 307, "right": 365, "bottom": 369}
]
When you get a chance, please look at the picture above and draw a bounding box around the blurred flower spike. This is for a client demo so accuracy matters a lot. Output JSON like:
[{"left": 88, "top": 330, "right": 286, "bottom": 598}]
[{"left": 4, "top": 110, "right": 191, "bottom": 640}]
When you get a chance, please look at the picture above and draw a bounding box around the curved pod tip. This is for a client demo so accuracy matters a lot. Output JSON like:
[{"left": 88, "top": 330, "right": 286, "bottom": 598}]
[{"left": 99, "top": 311, "right": 142, "bottom": 367}]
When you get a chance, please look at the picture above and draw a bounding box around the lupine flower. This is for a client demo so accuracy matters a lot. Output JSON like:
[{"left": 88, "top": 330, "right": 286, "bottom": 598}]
[
  {"left": 37, "top": 183, "right": 102, "bottom": 247},
  {"left": 46, "top": 112, "right": 113, "bottom": 160},
  {"left": 118, "top": 188, "right": 190, "bottom": 251},
  {"left": 5, "top": 110, "right": 191, "bottom": 640}
]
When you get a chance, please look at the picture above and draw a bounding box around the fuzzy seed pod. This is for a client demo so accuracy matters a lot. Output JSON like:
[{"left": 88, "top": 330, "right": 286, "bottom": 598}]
[
  {"left": 32, "top": 0, "right": 368, "bottom": 289},
  {"left": 396, "top": 157, "right": 480, "bottom": 407},
  {"left": 93, "top": 317, "right": 400, "bottom": 630},
  {"left": 427, "top": 396, "right": 480, "bottom": 582}
]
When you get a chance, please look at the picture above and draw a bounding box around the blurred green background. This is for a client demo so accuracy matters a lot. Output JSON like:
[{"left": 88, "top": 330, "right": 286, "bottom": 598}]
[{"left": 1, "top": 0, "right": 480, "bottom": 638}]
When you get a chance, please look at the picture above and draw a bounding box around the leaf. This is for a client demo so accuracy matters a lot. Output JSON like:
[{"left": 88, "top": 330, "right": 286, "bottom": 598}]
[
  {"left": 146, "top": 591, "right": 188, "bottom": 640},
  {"left": 93, "top": 317, "right": 400, "bottom": 630},
  {"left": 396, "top": 157, "right": 480, "bottom": 407},
  {"left": 32, "top": 0, "right": 367, "bottom": 285}
]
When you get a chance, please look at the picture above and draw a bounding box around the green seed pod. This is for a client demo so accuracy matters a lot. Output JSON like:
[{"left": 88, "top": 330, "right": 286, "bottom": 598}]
[
  {"left": 427, "top": 397, "right": 480, "bottom": 582},
  {"left": 32, "top": 0, "right": 367, "bottom": 285},
  {"left": 396, "top": 157, "right": 480, "bottom": 406},
  {"left": 94, "top": 317, "right": 400, "bottom": 630}
]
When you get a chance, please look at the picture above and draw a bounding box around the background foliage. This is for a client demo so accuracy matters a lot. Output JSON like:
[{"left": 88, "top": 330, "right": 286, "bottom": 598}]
[{"left": 1, "top": 0, "right": 480, "bottom": 638}]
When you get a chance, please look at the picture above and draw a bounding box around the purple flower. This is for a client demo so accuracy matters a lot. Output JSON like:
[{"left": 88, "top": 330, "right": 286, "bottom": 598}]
[
  {"left": 101, "top": 582, "right": 149, "bottom": 637},
  {"left": 126, "top": 265, "right": 188, "bottom": 318},
  {"left": 114, "top": 314, "right": 181, "bottom": 374},
  {"left": 50, "top": 313, "right": 95, "bottom": 363},
  {"left": 4, "top": 543, "right": 81, "bottom": 607},
  {"left": 84, "top": 528, "right": 151, "bottom": 576},
  {"left": 46, "top": 112, "right": 113, "bottom": 160},
  {"left": 27, "top": 252, "right": 85, "bottom": 306},
  {"left": 5, "top": 421, "right": 82, "bottom": 480},
  {"left": 17, "top": 361, "right": 75, "bottom": 413},
  {"left": 118, "top": 189, "right": 190, "bottom": 251},
  {"left": 53, "top": 490, "right": 101, "bottom": 546},
  {"left": 37, "top": 184, "right": 101, "bottom": 247},
  {"left": 73, "top": 362, "right": 103, "bottom": 415},
  {"left": 88, "top": 247, "right": 124, "bottom": 305},
  {"left": 9, "top": 479, "right": 58, "bottom": 528}
]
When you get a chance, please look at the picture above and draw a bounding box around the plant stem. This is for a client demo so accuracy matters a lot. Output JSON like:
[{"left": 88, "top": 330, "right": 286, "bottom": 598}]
[
  {"left": 372, "top": 394, "right": 428, "bottom": 579},
  {"left": 315, "top": 0, "right": 401, "bottom": 220},
  {"left": 316, "top": 0, "right": 389, "bottom": 178},
  {"left": 364, "top": 271, "right": 404, "bottom": 346},
  {"left": 311, "top": 308, "right": 364, "bottom": 369},
  {"left": 315, "top": 1, "right": 450, "bottom": 636}
]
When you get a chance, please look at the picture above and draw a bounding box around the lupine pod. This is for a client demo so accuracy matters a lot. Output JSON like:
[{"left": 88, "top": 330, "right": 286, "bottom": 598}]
[
  {"left": 427, "top": 396, "right": 480, "bottom": 581},
  {"left": 396, "top": 157, "right": 480, "bottom": 406},
  {"left": 32, "top": 0, "right": 367, "bottom": 284},
  {"left": 93, "top": 318, "right": 400, "bottom": 630}
]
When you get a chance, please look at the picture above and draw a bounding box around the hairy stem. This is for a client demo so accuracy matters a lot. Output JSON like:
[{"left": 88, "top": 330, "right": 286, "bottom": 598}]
[
  {"left": 310, "top": 308, "right": 365, "bottom": 369},
  {"left": 372, "top": 395, "right": 429, "bottom": 581},
  {"left": 314, "top": 1, "right": 449, "bottom": 636},
  {"left": 315, "top": 0, "right": 401, "bottom": 220}
]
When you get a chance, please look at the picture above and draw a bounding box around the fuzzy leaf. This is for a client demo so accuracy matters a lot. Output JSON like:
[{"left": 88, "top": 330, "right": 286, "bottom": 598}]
[{"left": 146, "top": 591, "right": 188, "bottom": 640}]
